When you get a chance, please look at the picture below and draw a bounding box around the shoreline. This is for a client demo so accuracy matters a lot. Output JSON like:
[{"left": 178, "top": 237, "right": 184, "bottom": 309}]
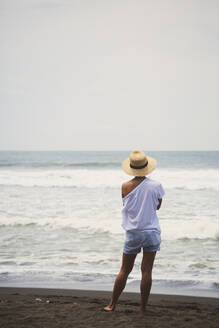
[
  {"left": 0, "top": 287, "right": 219, "bottom": 328},
  {"left": 1, "top": 279, "right": 218, "bottom": 299}
]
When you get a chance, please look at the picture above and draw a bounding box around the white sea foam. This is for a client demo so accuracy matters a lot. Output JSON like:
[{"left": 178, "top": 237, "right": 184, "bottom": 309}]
[
  {"left": 161, "top": 218, "right": 219, "bottom": 241},
  {"left": 0, "top": 214, "right": 123, "bottom": 235},
  {"left": 0, "top": 168, "right": 219, "bottom": 190},
  {"left": 1, "top": 213, "right": 218, "bottom": 243}
]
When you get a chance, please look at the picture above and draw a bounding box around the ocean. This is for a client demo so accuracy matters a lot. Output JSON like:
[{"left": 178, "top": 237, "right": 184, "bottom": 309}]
[{"left": 0, "top": 151, "right": 218, "bottom": 298}]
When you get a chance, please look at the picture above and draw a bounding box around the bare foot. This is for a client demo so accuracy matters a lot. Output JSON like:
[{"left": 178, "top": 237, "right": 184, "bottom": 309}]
[
  {"left": 104, "top": 304, "right": 115, "bottom": 312},
  {"left": 140, "top": 308, "right": 146, "bottom": 315}
]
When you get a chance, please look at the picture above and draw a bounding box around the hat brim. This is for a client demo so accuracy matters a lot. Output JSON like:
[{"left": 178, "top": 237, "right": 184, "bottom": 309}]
[{"left": 122, "top": 156, "right": 157, "bottom": 176}]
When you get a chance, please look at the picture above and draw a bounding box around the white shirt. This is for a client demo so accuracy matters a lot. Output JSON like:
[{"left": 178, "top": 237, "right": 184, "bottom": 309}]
[{"left": 121, "top": 177, "right": 165, "bottom": 232}]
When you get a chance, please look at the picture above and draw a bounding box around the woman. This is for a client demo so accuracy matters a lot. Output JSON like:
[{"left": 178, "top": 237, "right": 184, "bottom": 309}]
[{"left": 104, "top": 150, "right": 165, "bottom": 313}]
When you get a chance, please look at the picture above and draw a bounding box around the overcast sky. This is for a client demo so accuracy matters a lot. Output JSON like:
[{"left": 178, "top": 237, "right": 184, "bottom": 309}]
[{"left": 0, "top": 0, "right": 218, "bottom": 151}]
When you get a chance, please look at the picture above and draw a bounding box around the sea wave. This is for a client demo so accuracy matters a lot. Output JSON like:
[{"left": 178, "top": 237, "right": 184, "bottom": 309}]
[
  {"left": 161, "top": 218, "right": 219, "bottom": 241},
  {"left": 0, "top": 214, "right": 218, "bottom": 242},
  {"left": 0, "top": 162, "right": 119, "bottom": 168},
  {"left": 128, "top": 277, "right": 219, "bottom": 292},
  {"left": 0, "top": 168, "right": 219, "bottom": 190},
  {"left": 0, "top": 271, "right": 218, "bottom": 297}
]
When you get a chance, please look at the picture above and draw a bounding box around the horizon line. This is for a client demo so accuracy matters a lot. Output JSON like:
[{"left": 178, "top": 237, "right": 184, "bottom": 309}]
[{"left": 0, "top": 149, "right": 218, "bottom": 152}]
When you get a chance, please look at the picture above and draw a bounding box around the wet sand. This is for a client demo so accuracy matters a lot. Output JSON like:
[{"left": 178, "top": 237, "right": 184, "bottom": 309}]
[{"left": 0, "top": 287, "right": 218, "bottom": 328}]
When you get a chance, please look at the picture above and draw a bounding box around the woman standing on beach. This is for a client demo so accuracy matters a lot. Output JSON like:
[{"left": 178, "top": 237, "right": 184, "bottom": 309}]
[{"left": 104, "top": 151, "right": 165, "bottom": 313}]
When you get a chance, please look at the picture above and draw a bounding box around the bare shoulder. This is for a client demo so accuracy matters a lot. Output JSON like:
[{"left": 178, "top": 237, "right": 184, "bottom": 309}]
[
  {"left": 121, "top": 181, "right": 128, "bottom": 195},
  {"left": 122, "top": 180, "right": 134, "bottom": 198}
]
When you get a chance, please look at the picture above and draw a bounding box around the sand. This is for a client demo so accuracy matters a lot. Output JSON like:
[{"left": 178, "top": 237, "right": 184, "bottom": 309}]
[{"left": 0, "top": 287, "right": 219, "bottom": 328}]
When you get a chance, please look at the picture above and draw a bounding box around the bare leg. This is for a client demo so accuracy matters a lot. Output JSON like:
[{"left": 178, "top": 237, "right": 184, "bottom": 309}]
[
  {"left": 140, "top": 251, "right": 156, "bottom": 313},
  {"left": 104, "top": 253, "right": 137, "bottom": 311}
]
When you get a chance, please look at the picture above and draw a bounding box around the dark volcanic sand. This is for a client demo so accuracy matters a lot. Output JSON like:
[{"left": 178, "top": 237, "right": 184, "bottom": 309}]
[{"left": 0, "top": 287, "right": 219, "bottom": 328}]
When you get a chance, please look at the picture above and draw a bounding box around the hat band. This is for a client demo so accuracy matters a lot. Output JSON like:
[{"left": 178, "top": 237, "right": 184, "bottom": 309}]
[{"left": 130, "top": 161, "right": 148, "bottom": 169}]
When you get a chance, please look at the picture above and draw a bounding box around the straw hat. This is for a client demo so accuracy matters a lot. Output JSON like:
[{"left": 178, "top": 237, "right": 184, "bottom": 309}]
[{"left": 122, "top": 151, "right": 156, "bottom": 176}]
